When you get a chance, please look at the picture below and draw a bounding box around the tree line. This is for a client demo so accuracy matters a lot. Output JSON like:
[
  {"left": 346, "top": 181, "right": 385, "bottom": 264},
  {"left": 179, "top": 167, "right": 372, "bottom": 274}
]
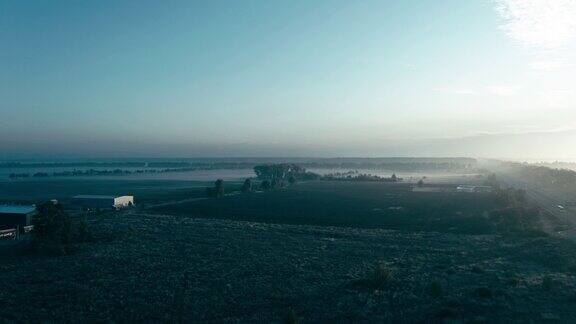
[{"left": 205, "top": 164, "right": 321, "bottom": 197}]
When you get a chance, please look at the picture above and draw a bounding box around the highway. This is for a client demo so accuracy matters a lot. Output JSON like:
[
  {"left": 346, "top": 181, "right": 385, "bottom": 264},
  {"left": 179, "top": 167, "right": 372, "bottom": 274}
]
[{"left": 498, "top": 174, "right": 576, "bottom": 240}]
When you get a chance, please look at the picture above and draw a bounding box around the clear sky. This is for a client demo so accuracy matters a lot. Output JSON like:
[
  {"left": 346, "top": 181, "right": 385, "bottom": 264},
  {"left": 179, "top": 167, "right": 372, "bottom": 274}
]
[{"left": 1, "top": 0, "right": 576, "bottom": 158}]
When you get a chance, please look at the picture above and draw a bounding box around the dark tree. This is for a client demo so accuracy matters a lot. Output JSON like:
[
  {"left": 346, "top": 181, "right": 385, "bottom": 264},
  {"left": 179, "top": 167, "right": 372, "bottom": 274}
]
[
  {"left": 253, "top": 164, "right": 306, "bottom": 180},
  {"left": 253, "top": 163, "right": 319, "bottom": 190},
  {"left": 32, "top": 201, "right": 74, "bottom": 255},
  {"left": 271, "top": 178, "right": 285, "bottom": 189},
  {"left": 206, "top": 179, "right": 225, "bottom": 197},
  {"left": 417, "top": 179, "right": 425, "bottom": 187},
  {"left": 241, "top": 178, "right": 253, "bottom": 193},
  {"left": 260, "top": 180, "right": 271, "bottom": 191},
  {"left": 391, "top": 174, "right": 398, "bottom": 182},
  {"left": 214, "top": 179, "right": 225, "bottom": 197}
]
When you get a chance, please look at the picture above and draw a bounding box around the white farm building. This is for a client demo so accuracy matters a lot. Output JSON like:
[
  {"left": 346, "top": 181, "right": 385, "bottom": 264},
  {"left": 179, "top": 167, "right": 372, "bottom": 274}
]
[{"left": 72, "top": 195, "right": 134, "bottom": 210}]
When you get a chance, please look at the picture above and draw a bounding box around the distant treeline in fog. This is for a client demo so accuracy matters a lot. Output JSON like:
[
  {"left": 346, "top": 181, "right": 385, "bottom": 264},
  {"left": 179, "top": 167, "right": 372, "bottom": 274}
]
[
  {"left": 530, "top": 161, "right": 576, "bottom": 171},
  {"left": 1, "top": 157, "right": 477, "bottom": 171},
  {"left": 497, "top": 161, "right": 576, "bottom": 188},
  {"left": 0, "top": 161, "right": 147, "bottom": 168},
  {"left": 7, "top": 166, "right": 233, "bottom": 179}
]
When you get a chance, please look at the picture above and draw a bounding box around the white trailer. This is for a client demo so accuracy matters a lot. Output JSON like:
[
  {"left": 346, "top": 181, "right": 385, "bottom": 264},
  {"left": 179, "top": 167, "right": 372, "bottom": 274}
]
[{"left": 73, "top": 195, "right": 134, "bottom": 210}]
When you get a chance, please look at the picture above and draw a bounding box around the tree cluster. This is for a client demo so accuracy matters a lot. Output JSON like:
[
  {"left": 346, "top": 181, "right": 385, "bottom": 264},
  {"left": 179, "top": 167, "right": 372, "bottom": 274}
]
[
  {"left": 322, "top": 172, "right": 402, "bottom": 182},
  {"left": 31, "top": 201, "right": 92, "bottom": 255},
  {"left": 253, "top": 164, "right": 319, "bottom": 190}
]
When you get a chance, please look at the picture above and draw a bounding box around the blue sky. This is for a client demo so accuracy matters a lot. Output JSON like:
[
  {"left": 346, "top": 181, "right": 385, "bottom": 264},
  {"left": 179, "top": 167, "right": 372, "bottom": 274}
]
[{"left": 1, "top": 0, "right": 576, "bottom": 158}]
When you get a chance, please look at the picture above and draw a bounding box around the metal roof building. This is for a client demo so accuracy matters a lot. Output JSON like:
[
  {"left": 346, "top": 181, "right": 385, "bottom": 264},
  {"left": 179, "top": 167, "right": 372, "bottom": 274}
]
[{"left": 0, "top": 205, "right": 37, "bottom": 231}]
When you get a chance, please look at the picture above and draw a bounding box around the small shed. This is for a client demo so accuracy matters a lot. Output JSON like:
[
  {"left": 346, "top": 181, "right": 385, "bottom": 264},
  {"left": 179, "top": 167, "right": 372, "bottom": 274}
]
[
  {"left": 0, "top": 205, "right": 37, "bottom": 231},
  {"left": 72, "top": 195, "right": 134, "bottom": 210}
]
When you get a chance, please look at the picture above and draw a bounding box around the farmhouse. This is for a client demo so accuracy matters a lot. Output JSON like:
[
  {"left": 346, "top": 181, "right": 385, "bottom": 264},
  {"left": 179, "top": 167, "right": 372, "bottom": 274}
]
[
  {"left": 72, "top": 195, "right": 134, "bottom": 210},
  {"left": 0, "top": 205, "right": 37, "bottom": 231}
]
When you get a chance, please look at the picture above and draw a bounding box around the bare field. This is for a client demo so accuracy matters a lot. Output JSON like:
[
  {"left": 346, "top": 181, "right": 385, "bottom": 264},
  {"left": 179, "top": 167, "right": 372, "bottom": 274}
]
[{"left": 1, "top": 213, "right": 576, "bottom": 323}]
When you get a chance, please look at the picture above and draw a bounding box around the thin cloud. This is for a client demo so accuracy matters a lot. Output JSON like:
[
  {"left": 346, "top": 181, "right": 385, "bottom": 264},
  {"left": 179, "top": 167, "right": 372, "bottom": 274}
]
[
  {"left": 434, "top": 87, "right": 478, "bottom": 95},
  {"left": 529, "top": 60, "right": 574, "bottom": 71},
  {"left": 435, "top": 85, "right": 519, "bottom": 96},
  {"left": 495, "top": 0, "right": 576, "bottom": 49},
  {"left": 537, "top": 90, "right": 576, "bottom": 107},
  {"left": 485, "top": 85, "right": 520, "bottom": 96}
]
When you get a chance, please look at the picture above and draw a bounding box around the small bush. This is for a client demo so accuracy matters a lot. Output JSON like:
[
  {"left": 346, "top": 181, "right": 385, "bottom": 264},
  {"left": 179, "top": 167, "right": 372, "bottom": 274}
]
[
  {"left": 372, "top": 262, "right": 393, "bottom": 287},
  {"left": 471, "top": 265, "right": 484, "bottom": 274},
  {"left": 430, "top": 280, "right": 443, "bottom": 298},
  {"left": 435, "top": 307, "right": 457, "bottom": 320},
  {"left": 75, "top": 216, "right": 93, "bottom": 243},
  {"left": 508, "top": 275, "right": 522, "bottom": 287},
  {"left": 488, "top": 206, "right": 546, "bottom": 236},
  {"left": 473, "top": 287, "right": 493, "bottom": 299},
  {"left": 542, "top": 276, "right": 554, "bottom": 291},
  {"left": 284, "top": 308, "right": 298, "bottom": 324}
]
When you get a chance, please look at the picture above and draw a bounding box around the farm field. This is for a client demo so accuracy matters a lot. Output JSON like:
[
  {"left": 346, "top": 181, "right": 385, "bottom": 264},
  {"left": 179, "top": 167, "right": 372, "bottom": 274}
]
[
  {"left": 1, "top": 213, "right": 576, "bottom": 323},
  {"left": 150, "top": 181, "right": 501, "bottom": 235},
  {"left": 0, "top": 179, "right": 242, "bottom": 205},
  {"left": 2, "top": 172, "right": 575, "bottom": 322}
]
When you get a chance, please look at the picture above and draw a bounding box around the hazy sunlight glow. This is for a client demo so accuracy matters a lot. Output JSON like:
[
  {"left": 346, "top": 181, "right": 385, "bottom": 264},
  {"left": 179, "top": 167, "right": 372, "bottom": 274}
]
[{"left": 495, "top": 0, "right": 576, "bottom": 49}]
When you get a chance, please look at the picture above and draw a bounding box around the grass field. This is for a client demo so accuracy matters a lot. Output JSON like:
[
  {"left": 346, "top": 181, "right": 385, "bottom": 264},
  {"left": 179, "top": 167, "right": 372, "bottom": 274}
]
[
  {"left": 2, "top": 213, "right": 576, "bottom": 323},
  {"left": 0, "top": 179, "right": 242, "bottom": 205},
  {"left": 150, "top": 181, "right": 501, "bottom": 235},
  {"left": 3, "top": 174, "right": 576, "bottom": 322}
]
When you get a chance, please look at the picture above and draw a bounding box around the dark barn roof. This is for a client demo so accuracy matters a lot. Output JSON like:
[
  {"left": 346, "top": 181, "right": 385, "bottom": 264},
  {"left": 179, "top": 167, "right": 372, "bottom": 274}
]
[{"left": 0, "top": 205, "right": 36, "bottom": 215}]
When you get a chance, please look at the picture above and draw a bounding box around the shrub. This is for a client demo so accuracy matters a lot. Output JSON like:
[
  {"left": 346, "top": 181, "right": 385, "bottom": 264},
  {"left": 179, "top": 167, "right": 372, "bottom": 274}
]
[
  {"left": 75, "top": 216, "right": 93, "bottom": 243},
  {"left": 473, "top": 287, "right": 492, "bottom": 299},
  {"left": 488, "top": 206, "right": 546, "bottom": 236},
  {"left": 206, "top": 179, "right": 225, "bottom": 197},
  {"left": 372, "top": 262, "right": 393, "bottom": 287},
  {"left": 430, "top": 280, "right": 443, "bottom": 298},
  {"left": 542, "top": 276, "right": 554, "bottom": 290},
  {"left": 284, "top": 308, "right": 298, "bottom": 324},
  {"left": 508, "top": 274, "right": 522, "bottom": 287},
  {"left": 435, "top": 307, "right": 457, "bottom": 320}
]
